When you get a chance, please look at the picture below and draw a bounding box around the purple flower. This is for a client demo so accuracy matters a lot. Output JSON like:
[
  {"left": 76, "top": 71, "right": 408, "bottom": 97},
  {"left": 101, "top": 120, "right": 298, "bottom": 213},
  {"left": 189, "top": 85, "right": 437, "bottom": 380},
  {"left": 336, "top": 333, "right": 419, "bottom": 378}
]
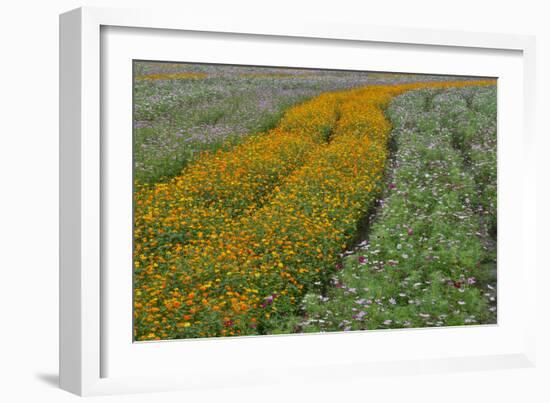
[
  {"left": 358, "top": 256, "right": 366, "bottom": 264},
  {"left": 467, "top": 277, "right": 476, "bottom": 285},
  {"left": 261, "top": 294, "right": 276, "bottom": 308},
  {"left": 352, "top": 311, "right": 367, "bottom": 320},
  {"left": 407, "top": 227, "right": 414, "bottom": 236},
  {"left": 388, "top": 182, "right": 397, "bottom": 190}
]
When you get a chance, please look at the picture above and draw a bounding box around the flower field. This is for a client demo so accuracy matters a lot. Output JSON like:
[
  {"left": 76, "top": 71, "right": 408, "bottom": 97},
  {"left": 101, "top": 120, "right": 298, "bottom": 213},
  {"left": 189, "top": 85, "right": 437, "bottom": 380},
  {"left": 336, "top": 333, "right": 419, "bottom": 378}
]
[
  {"left": 133, "top": 62, "right": 497, "bottom": 341},
  {"left": 134, "top": 62, "right": 465, "bottom": 183},
  {"left": 302, "top": 86, "right": 497, "bottom": 331}
]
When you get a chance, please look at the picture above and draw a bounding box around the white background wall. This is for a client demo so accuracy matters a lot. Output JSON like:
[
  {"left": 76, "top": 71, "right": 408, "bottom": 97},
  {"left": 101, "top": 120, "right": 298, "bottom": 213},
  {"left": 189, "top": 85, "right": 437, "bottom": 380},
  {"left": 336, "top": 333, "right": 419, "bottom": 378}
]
[{"left": 1, "top": 0, "right": 547, "bottom": 401}]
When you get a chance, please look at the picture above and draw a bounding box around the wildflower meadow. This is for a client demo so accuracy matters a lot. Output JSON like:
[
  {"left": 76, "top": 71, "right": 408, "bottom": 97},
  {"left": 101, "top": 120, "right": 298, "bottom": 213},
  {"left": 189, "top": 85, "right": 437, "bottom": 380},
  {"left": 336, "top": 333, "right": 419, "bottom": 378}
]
[{"left": 133, "top": 62, "right": 497, "bottom": 341}]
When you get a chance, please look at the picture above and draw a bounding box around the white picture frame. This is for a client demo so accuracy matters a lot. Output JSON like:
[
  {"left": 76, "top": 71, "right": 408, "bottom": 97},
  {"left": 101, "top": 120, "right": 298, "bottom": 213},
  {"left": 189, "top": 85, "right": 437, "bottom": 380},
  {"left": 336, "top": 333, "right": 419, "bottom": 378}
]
[{"left": 60, "top": 6, "right": 537, "bottom": 396}]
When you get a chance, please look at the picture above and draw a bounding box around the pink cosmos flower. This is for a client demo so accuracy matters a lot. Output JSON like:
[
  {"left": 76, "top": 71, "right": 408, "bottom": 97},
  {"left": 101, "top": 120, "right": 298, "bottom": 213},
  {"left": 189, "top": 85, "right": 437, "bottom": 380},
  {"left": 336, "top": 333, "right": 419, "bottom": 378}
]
[{"left": 353, "top": 311, "right": 367, "bottom": 320}]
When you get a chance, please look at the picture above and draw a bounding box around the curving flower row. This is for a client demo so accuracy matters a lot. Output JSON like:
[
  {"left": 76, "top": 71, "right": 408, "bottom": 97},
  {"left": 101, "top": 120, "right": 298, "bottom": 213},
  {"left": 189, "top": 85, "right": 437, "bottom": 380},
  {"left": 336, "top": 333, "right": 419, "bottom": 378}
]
[
  {"left": 134, "top": 91, "right": 344, "bottom": 242},
  {"left": 134, "top": 91, "right": 345, "bottom": 339}
]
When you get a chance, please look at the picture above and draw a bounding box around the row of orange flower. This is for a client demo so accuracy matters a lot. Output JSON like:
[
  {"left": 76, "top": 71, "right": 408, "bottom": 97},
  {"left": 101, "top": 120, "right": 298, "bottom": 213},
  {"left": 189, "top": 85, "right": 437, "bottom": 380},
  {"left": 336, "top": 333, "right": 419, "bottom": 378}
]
[
  {"left": 134, "top": 91, "right": 344, "bottom": 339},
  {"left": 134, "top": 80, "right": 496, "bottom": 341}
]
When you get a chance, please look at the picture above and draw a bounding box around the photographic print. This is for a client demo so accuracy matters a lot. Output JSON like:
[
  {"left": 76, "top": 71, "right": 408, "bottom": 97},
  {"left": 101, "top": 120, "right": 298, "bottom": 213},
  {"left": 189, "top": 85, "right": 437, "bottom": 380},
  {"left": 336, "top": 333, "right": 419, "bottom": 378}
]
[{"left": 132, "top": 62, "right": 497, "bottom": 341}]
